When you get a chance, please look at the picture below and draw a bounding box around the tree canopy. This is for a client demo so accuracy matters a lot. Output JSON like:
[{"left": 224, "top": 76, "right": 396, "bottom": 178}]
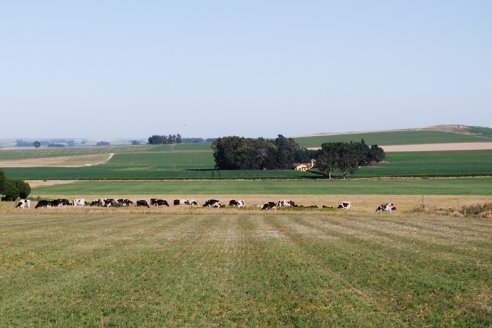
[{"left": 0, "top": 169, "right": 31, "bottom": 200}]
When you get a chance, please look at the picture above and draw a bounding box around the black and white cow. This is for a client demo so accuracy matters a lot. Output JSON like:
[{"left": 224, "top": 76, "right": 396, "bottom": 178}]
[
  {"left": 203, "top": 199, "right": 225, "bottom": 208},
  {"left": 229, "top": 200, "right": 245, "bottom": 208},
  {"left": 261, "top": 202, "right": 277, "bottom": 210},
  {"left": 90, "top": 199, "right": 105, "bottom": 207},
  {"left": 337, "top": 201, "right": 352, "bottom": 210},
  {"left": 73, "top": 198, "right": 86, "bottom": 206},
  {"left": 376, "top": 203, "right": 397, "bottom": 212},
  {"left": 174, "top": 199, "right": 198, "bottom": 206},
  {"left": 15, "top": 199, "right": 31, "bottom": 208},
  {"left": 103, "top": 198, "right": 117, "bottom": 207},
  {"left": 117, "top": 199, "right": 134, "bottom": 206},
  {"left": 136, "top": 200, "right": 150, "bottom": 208},
  {"left": 150, "top": 198, "right": 169, "bottom": 207},
  {"left": 35, "top": 200, "right": 51, "bottom": 209},
  {"left": 277, "top": 200, "right": 296, "bottom": 207}
]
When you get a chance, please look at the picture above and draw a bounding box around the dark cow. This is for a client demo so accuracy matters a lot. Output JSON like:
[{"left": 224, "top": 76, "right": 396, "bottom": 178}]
[
  {"left": 35, "top": 200, "right": 51, "bottom": 208},
  {"left": 150, "top": 198, "right": 169, "bottom": 207},
  {"left": 50, "top": 199, "right": 71, "bottom": 207},
  {"left": 337, "top": 201, "right": 352, "bottom": 210},
  {"left": 322, "top": 205, "right": 334, "bottom": 209},
  {"left": 136, "top": 200, "right": 150, "bottom": 208},
  {"left": 376, "top": 203, "right": 397, "bottom": 212},
  {"left": 117, "top": 199, "right": 134, "bottom": 206},
  {"left": 261, "top": 202, "right": 277, "bottom": 210},
  {"left": 229, "top": 200, "right": 245, "bottom": 208},
  {"left": 15, "top": 199, "right": 31, "bottom": 208},
  {"left": 277, "top": 200, "right": 296, "bottom": 207}
]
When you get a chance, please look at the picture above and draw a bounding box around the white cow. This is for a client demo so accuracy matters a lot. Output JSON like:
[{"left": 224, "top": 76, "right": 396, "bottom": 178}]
[
  {"left": 277, "top": 200, "right": 296, "bottom": 207},
  {"left": 73, "top": 198, "right": 86, "bottom": 206}
]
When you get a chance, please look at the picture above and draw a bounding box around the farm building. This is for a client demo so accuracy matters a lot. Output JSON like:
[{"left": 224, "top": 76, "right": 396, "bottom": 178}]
[{"left": 292, "top": 160, "right": 315, "bottom": 171}]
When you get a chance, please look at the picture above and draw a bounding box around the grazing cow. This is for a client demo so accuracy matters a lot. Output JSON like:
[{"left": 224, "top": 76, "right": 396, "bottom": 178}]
[
  {"left": 229, "top": 200, "right": 245, "bottom": 208},
  {"left": 35, "top": 200, "right": 51, "bottom": 208},
  {"left": 117, "top": 199, "right": 133, "bottom": 206},
  {"left": 376, "top": 203, "right": 397, "bottom": 212},
  {"left": 337, "top": 201, "right": 352, "bottom": 210},
  {"left": 261, "top": 202, "right": 277, "bottom": 210},
  {"left": 277, "top": 200, "right": 296, "bottom": 207},
  {"left": 136, "top": 200, "right": 150, "bottom": 208},
  {"left": 15, "top": 199, "right": 31, "bottom": 208},
  {"left": 73, "top": 198, "right": 86, "bottom": 206},
  {"left": 174, "top": 199, "right": 198, "bottom": 206},
  {"left": 150, "top": 198, "right": 169, "bottom": 207}
]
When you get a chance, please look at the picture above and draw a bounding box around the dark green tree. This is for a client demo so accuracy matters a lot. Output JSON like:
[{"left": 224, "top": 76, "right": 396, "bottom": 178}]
[
  {"left": 33, "top": 140, "right": 41, "bottom": 148},
  {"left": 315, "top": 143, "right": 340, "bottom": 179}
]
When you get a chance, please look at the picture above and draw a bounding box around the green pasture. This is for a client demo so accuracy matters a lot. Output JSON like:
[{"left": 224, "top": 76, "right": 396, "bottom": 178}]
[
  {"left": 1, "top": 212, "right": 490, "bottom": 326},
  {"left": 31, "top": 177, "right": 492, "bottom": 196},
  {"left": 295, "top": 130, "right": 491, "bottom": 148}
]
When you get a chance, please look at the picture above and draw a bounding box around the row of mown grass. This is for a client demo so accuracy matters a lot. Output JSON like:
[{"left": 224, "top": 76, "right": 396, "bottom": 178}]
[
  {"left": 1, "top": 212, "right": 490, "bottom": 326},
  {"left": 31, "top": 177, "right": 492, "bottom": 196}
]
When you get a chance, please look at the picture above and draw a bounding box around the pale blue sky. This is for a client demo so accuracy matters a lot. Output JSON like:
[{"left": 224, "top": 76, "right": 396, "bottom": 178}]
[{"left": 1, "top": 1, "right": 491, "bottom": 138}]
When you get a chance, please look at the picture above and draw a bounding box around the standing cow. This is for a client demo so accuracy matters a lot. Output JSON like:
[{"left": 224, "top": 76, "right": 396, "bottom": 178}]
[{"left": 15, "top": 199, "right": 31, "bottom": 208}]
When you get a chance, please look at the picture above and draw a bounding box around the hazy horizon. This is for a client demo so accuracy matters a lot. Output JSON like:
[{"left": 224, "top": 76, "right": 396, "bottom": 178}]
[{"left": 1, "top": 1, "right": 491, "bottom": 139}]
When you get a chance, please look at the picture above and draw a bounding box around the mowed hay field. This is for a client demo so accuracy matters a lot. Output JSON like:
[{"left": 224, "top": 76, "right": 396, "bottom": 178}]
[{"left": 1, "top": 204, "right": 491, "bottom": 327}]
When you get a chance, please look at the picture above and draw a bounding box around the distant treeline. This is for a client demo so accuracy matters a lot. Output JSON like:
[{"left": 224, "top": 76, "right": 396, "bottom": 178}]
[
  {"left": 212, "top": 135, "right": 317, "bottom": 170},
  {"left": 147, "top": 134, "right": 215, "bottom": 145},
  {"left": 212, "top": 136, "right": 385, "bottom": 178}
]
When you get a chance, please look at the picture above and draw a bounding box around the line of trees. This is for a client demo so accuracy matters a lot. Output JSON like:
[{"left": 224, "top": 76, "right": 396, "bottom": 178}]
[
  {"left": 0, "top": 170, "right": 31, "bottom": 201},
  {"left": 211, "top": 135, "right": 316, "bottom": 170},
  {"left": 316, "top": 140, "right": 385, "bottom": 179},
  {"left": 148, "top": 134, "right": 182, "bottom": 145}
]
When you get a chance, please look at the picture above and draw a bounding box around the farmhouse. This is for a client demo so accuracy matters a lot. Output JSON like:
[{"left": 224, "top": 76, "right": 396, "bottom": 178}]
[{"left": 292, "top": 159, "right": 315, "bottom": 171}]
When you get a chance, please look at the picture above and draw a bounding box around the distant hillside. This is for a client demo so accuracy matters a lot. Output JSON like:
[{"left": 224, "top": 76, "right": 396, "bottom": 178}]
[{"left": 294, "top": 125, "right": 492, "bottom": 148}]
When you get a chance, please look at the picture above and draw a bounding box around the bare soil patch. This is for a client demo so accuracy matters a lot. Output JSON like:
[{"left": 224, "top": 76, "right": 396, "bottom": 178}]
[
  {"left": 0, "top": 153, "right": 112, "bottom": 167},
  {"left": 381, "top": 142, "right": 492, "bottom": 152}
]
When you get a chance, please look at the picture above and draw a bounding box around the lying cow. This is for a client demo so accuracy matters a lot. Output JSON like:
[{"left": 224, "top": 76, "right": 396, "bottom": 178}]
[
  {"left": 35, "top": 200, "right": 51, "bottom": 209},
  {"left": 174, "top": 199, "right": 198, "bottom": 206},
  {"left": 337, "top": 201, "right": 352, "bottom": 210},
  {"left": 277, "top": 200, "right": 296, "bottom": 207},
  {"left": 150, "top": 198, "right": 169, "bottom": 207},
  {"left": 51, "top": 199, "right": 71, "bottom": 207},
  {"left": 90, "top": 199, "right": 105, "bottom": 207},
  {"left": 261, "top": 202, "right": 277, "bottom": 210},
  {"left": 136, "top": 200, "right": 150, "bottom": 208},
  {"left": 376, "top": 203, "right": 397, "bottom": 212},
  {"left": 15, "top": 199, "right": 31, "bottom": 208},
  {"left": 229, "top": 200, "right": 245, "bottom": 208}
]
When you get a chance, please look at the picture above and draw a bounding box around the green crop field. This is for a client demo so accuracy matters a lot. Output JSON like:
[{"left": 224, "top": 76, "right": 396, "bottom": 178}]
[
  {"left": 31, "top": 177, "right": 492, "bottom": 196},
  {"left": 5, "top": 149, "right": 492, "bottom": 180},
  {"left": 1, "top": 210, "right": 490, "bottom": 326},
  {"left": 295, "top": 130, "right": 492, "bottom": 148}
]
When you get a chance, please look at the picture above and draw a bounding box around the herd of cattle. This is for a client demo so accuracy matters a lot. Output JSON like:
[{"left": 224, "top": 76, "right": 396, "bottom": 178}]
[{"left": 14, "top": 198, "right": 397, "bottom": 212}]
